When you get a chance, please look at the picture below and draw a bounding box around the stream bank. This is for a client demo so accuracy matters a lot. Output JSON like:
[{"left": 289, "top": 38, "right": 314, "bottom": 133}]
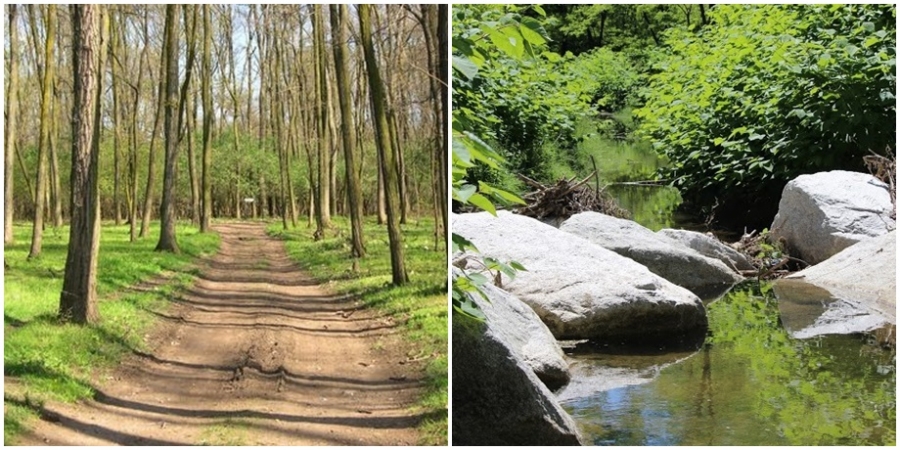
[{"left": 563, "top": 145, "right": 896, "bottom": 445}]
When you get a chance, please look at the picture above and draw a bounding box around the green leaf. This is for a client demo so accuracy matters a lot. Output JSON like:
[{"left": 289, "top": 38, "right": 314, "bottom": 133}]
[
  {"left": 456, "top": 184, "right": 477, "bottom": 202},
  {"left": 520, "top": 17, "right": 548, "bottom": 46},
  {"left": 467, "top": 272, "right": 490, "bottom": 287},
  {"left": 467, "top": 193, "right": 497, "bottom": 215},
  {"left": 452, "top": 55, "right": 479, "bottom": 80}
]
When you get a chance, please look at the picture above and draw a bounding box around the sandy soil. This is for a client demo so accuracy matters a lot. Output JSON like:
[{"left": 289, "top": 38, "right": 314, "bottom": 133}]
[{"left": 14, "top": 222, "right": 423, "bottom": 445}]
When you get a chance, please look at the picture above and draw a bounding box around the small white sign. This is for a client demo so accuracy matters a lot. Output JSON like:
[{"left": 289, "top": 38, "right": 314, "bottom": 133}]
[{"left": 243, "top": 198, "right": 255, "bottom": 203}]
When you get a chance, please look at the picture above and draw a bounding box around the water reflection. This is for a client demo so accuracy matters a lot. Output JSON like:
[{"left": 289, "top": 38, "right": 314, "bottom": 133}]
[
  {"left": 605, "top": 184, "right": 683, "bottom": 232},
  {"left": 561, "top": 283, "right": 896, "bottom": 446}
]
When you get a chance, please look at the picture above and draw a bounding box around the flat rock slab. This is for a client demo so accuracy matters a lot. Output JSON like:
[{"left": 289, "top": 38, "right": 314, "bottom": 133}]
[
  {"left": 453, "top": 211, "right": 707, "bottom": 344},
  {"left": 773, "top": 279, "right": 890, "bottom": 339},
  {"left": 783, "top": 230, "right": 896, "bottom": 324},
  {"left": 14, "top": 223, "right": 422, "bottom": 446},
  {"left": 772, "top": 170, "right": 894, "bottom": 265}
]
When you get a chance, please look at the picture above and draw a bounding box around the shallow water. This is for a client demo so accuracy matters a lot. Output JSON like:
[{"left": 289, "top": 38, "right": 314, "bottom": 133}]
[{"left": 559, "top": 283, "right": 897, "bottom": 446}]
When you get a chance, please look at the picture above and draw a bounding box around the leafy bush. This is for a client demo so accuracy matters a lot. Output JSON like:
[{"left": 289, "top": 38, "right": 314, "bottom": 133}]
[{"left": 637, "top": 4, "right": 896, "bottom": 218}]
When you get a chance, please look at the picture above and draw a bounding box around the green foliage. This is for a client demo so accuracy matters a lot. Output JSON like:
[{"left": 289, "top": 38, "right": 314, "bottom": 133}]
[
  {"left": 540, "top": 4, "right": 708, "bottom": 61},
  {"left": 3, "top": 222, "right": 219, "bottom": 443},
  {"left": 269, "top": 217, "right": 447, "bottom": 445},
  {"left": 451, "top": 4, "right": 536, "bottom": 320},
  {"left": 637, "top": 4, "right": 896, "bottom": 213}
]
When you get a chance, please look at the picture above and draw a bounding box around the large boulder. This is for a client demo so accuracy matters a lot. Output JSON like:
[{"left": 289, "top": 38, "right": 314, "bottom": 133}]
[
  {"left": 453, "top": 212, "right": 707, "bottom": 344},
  {"left": 452, "top": 314, "right": 584, "bottom": 445},
  {"left": 771, "top": 171, "right": 894, "bottom": 265},
  {"left": 458, "top": 268, "right": 571, "bottom": 390},
  {"left": 657, "top": 228, "right": 754, "bottom": 271},
  {"left": 560, "top": 212, "right": 743, "bottom": 299},
  {"left": 782, "top": 230, "right": 895, "bottom": 323}
]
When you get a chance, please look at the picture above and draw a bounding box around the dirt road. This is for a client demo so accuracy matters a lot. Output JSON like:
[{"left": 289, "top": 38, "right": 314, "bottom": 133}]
[{"left": 16, "top": 223, "right": 423, "bottom": 445}]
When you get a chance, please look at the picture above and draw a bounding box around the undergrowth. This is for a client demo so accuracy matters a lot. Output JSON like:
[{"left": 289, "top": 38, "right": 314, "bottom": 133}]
[{"left": 268, "top": 217, "right": 448, "bottom": 445}]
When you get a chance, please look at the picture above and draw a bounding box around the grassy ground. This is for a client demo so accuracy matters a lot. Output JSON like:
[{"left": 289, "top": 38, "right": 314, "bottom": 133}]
[
  {"left": 3, "top": 222, "right": 220, "bottom": 443},
  {"left": 268, "top": 216, "right": 448, "bottom": 445}
]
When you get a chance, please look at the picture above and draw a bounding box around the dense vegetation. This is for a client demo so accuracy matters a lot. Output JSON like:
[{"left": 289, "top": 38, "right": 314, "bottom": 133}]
[
  {"left": 638, "top": 4, "right": 896, "bottom": 224},
  {"left": 452, "top": 4, "right": 896, "bottom": 229}
]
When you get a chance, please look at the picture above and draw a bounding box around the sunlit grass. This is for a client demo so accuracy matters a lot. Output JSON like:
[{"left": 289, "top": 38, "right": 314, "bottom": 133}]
[
  {"left": 3, "top": 221, "right": 219, "bottom": 443},
  {"left": 268, "top": 216, "right": 448, "bottom": 445}
]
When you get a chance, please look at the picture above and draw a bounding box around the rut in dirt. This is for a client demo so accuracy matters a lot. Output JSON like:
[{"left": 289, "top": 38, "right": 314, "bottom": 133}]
[{"left": 17, "top": 222, "right": 424, "bottom": 446}]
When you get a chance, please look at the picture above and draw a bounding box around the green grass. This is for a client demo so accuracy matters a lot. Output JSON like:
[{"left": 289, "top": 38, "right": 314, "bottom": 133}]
[
  {"left": 197, "top": 418, "right": 252, "bottom": 446},
  {"left": 3, "top": 221, "right": 219, "bottom": 444},
  {"left": 267, "top": 216, "right": 448, "bottom": 445}
]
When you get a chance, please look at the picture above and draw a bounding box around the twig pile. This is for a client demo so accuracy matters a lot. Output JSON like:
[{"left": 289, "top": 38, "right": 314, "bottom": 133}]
[
  {"left": 729, "top": 229, "right": 808, "bottom": 280},
  {"left": 515, "top": 172, "right": 630, "bottom": 220},
  {"left": 864, "top": 148, "right": 896, "bottom": 219}
]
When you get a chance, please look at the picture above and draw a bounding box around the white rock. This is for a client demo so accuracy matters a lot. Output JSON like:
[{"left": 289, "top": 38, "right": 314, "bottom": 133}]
[
  {"left": 453, "top": 312, "right": 584, "bottom": 445},
  {"left": 560, "top": 212, "right": 743, "bottom": 299},
  {"left": 658, "top": 228, "right": 754, "bottom": 271},
  {"left": 771, "top": 170, "right": 894, "bottom": 264},
  {"left": 783, "top": 230, "right": 895, "bottom": 323},
  {"left": 453, "top": 211, "right": 707, "bottom": 343},
  {"left": 457, "top": 268, "right": 570, "bottom": 390}
]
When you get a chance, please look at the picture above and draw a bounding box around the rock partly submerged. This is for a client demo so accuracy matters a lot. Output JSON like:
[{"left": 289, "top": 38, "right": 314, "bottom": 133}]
[
  {"left": 771, "top": 170, "right": 895, "bottom": 265},
  {"left": 773, "top": 230, "right": 895, "bottom": 339},
  {"left": 560, "top": 212, "right": 743, "bottom": 299},
  {"left": 457, "top": 268, "right": 571, "bottom": 390},
  {"left": 453, "top": 211, "right": 707, "bottom": 345},
  {"left": 452, "top": 312, "right": 584, "bottom": 445}
]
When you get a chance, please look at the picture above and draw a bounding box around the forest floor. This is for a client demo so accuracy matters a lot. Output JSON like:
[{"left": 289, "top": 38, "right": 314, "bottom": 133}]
[{"left": 9, "top": 222, "right": 424, "bottom": 445}]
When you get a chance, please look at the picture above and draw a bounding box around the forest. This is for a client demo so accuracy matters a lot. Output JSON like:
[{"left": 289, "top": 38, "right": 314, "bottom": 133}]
[{"left": 5, "top": 4, "right": 447, "bottom": 445}]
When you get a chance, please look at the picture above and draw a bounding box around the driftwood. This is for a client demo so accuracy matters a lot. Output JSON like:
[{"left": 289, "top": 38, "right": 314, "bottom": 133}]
[{"left": 515, "top": 172, "right": 630, "bottom": 220}]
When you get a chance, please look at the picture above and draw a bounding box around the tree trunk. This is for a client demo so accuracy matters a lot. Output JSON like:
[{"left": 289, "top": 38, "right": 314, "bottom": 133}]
[
  {"left": 140, "top": 26, "right": 167, "bottom": 238},
  {"left": 59, "top": 4, "right": 101, "bottom": 324},
  {"left": 5, "top": 5, "right": 20, "bottom": 244},
  {"left": 312, "top": 5, "right": 330, "bottom": 239},
  {"left": 110, "top": 10, "right": 123, "bottom": 225},
  {"left": 330, "top": 4, "right": 366, "bottom": 258},
  {"left": 28, "top": 4, "right": 57, "bottom": 260},
  {"left": 155, "top": 4, "right": 180, "bottom": 253},
  {"left": 359, "top": 4, "right": 408, "bottom": 285},
  {"left": 129, "top": 7, "right": 150, "bottom": 242},
  {"left": 49, "top": 86, "right": 63, "bottom": 228},
  {"left": 200, "top": 4, "right": 213, "bottom": 233},
  {"left": 437, "top": 4, "right": 449, "bottom": 247}
]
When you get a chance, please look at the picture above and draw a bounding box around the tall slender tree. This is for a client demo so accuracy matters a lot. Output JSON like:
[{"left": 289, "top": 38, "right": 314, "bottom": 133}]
[
  {"left": 59, "top": 4, "right": 101, "bottom": 324},
  {"left": 200, "top": 4, "right": 213, "bottom": 233},
  {"left": 312, "top": 5, "right": 331, "bottom": 239},
  {"left": 155, "top": 4, "right": 180, "bottom": 252},
  {"left": 359, "top": 4, "right": 408, "bottom": 285},
  {"left": 437, "top": 5, "right": 449, "bottom": 246},
  {"left": 330, "top": 4, "right": 365, "bottom": 258},
  {"left": 5, "top": 5, "right": 21, "bottom": 244},
  {"left": 28, "top": 5, "right": 57, "bottom": 259}
]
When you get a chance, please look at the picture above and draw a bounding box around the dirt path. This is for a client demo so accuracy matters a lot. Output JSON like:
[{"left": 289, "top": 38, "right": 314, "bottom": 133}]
[{"left": 16, "top": 223, "right": 423, "bottom": 445}]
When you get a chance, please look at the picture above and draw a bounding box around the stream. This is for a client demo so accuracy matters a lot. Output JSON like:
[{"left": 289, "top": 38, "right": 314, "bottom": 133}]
[{"left": 561, "top": 139, "right": 897, "bottom": 445}]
